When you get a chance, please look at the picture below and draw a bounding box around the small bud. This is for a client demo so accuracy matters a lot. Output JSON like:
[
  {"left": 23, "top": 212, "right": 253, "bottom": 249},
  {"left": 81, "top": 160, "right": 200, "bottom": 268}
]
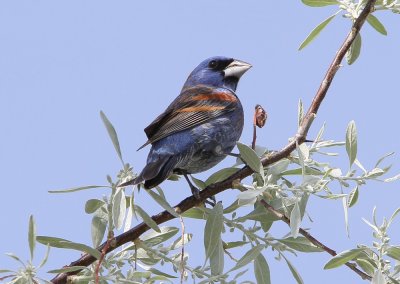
[{"left": 254, "top": 104, "right": 267, "bottom": 128}]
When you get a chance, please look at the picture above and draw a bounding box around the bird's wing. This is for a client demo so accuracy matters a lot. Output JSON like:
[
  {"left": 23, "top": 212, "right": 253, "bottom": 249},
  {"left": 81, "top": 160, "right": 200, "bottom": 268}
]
[{"left": 138, "top": 85, "right": 239, "bottom": 150}]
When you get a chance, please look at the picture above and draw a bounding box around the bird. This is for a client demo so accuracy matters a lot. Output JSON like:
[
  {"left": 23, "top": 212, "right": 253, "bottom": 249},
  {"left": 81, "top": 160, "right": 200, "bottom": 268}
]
[{"left": 119, "top": 56, "right": 252, "bottom": 199}]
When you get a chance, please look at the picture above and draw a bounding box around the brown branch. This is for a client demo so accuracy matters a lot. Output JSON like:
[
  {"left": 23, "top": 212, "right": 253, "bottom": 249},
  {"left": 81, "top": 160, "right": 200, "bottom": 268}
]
[{"left": 50, "top": 1, "right": 376, "bottom": 283}]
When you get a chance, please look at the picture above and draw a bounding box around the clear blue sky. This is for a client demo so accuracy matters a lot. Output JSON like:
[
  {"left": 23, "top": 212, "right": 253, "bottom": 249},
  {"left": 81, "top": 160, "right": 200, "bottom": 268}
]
[{"left": 0, "top": 1, "right": 399, "bottom": 283}]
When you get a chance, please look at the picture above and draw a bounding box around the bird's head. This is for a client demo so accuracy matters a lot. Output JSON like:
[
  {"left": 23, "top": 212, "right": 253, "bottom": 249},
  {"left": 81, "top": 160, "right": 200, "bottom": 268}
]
[{"left": 182, "top": 56, "right": 252, "bottom": 92}]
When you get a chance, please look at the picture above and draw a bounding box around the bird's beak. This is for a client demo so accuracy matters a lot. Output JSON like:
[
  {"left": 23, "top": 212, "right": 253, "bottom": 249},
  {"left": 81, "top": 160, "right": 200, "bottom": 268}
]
[{"left": 224, "top": 59, "right": 252, "bottom": 78}]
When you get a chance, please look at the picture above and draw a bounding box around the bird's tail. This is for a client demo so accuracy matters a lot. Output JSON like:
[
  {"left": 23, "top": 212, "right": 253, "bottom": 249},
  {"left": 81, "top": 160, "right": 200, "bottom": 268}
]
[
  {"left": 118, "top": 175, "right": 144, "bottom": 188},
  {"left": 118, "top": 155, "right": 178, "bottom": 189}
]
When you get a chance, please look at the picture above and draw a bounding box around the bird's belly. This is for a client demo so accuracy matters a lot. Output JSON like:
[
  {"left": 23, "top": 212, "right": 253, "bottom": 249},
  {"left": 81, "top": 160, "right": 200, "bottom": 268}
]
[{"left": 176, "top": 114, "right": 243, "bottom": 174}]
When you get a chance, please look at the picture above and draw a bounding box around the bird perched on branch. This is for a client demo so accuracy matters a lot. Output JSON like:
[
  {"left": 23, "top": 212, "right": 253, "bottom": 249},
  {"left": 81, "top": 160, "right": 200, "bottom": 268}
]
[{"left": 119, "top": 56, "right": 252, "bottom": 198}]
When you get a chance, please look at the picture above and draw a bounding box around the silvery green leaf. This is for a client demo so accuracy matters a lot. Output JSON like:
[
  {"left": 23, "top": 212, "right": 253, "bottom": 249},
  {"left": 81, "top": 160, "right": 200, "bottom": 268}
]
[
  {"left": 384, "top": 173, "right": 400, "bottom": 183},
  {"left": 5, "top": 253, "right": 24, "bottom": 266},
  {"left": 49, "top": 185, "right": 109, "bottom": 194},
  {"left": 124, "top": 198, "right": 133, "bottom": 232},
  {"left": 329, "top": 168, "right": 342, "bottom": 178},
  {"left": 28, "top": 215, "right": 36, "bottom": 261},
  {"left": 367, "top": 14, "right": 387, "bottom": 35},
  {"left": 296, "top": 142, "right": 306, "bottom": 177},
  {"left": 387, "top": 246, "right": 400, "bottom": 261},
  {"left": 91, "top": 216, "right": 107, "bottom": 248},
  {"left": 113, "top": 188, "right": 126, "bottom": 230},
  {"left": 282, "top": 255, "right": 304, "bottom": 284},
  {"left": 346, "top": 120, "right": 357, "bottom": 166},
  {"left": 372, "top": 269, "right": 386, "bottom": 284},
  {"left": 146, "top": 189, "right": 179, "bottom": 218},
  {"left": 47, "top": 266, "right": 88, "bottom": 274},
  {"left": 346, "top": 33, "right": 362, "bottom": 65},
  {"left": 134, "top": 205, "right": 161, "bottom": 233},
  {"left": 298, "top": 99, "right": 304, "bottom": 127},
  {"left": 191, "top": 176, "right": 206, "bottom": 190},
  {"left": 362, "top": 218, "right": 380, "bottom": 233},
  {"left": 205, "top": 167, "right": 240, "bottom": 186},
  {"left": 388, "top": 208, "right": 400, "bottom": 227},
  {"left": 229, "top": 245, "right": 265, "bottom": 272},
  {"left": 278, "top": 237, "right": 323, "bottom": 252},
  {"left": 347, "top": 187, "right": 359, "bottom": 208},
  {"left": 181, "top": 208, "right": 206, "bottom": 219},
  {"left": 366, "top": 168, "right": 385, "bottom": 178},
  {"left": 237, "top": 142, "right": 263, "bottom": 173},
  {"left": 170, "top": 233, "right": 192, "bottom": 250},
  {"left": 100, "top": 111, "right": 124, "bottom": 164},
  {"left": 290, "top": 202, "right": 301, "bottom": 238},
  {"left": 375, "top": 152, "right": 394, "bottom": 168},
  {"left": 324, "top": 248, "right": 364, "bottom": 269},
  {"left": 298, "top": 143, "right": 310, "bottom": 161},
  {"left": 235, "top": 205, "right": 279, "bottom": 223},
  {"left": 355, "top": 259, "right": 375, "bottom": 275},
  {"left": 354, "top": 158, "right": 367, "bottom": 174},
  {"left": 85, "top": 199, "right": 105, "bottom": 214},
  {"left": 342, "top": 197, "right": 350, "bottom": 237},
  {"left": 223, "top": 200, "right": 241, "bottom": 214},
  {"left": 36, "top": 236, "right": 101, "bottom": 259},
  {"left": 301, "top": 0, "right": 339, "bottom": 6},
  {"left": 299, "top": 14, "right": 336, "bottom": 50},
  {"left": 224, "top": 241, "right": 248, "bottom": 249},
  {"left": 237, "top": 189, "right": 264, "bottom": 206},
  {"left": 254, "top": 253, "right": 271, "bottom": 284},
  {"left": 210, "top": 239, "right": 224, "bottom": 276},
  {"left": 204, "top": 202, "right": 223, "bottom": 263},
  {"left": 38, "top": 245, "right": 51, "bottom": 268},
  {"left": 299, "top": 193, "right": 309, "bottom": 219},
  {"left": 142, "top": 227, "right": 179, "bottom": 247},
  {"left": 268, "top": 159, "right": 290, "bottom": 176},
  {"left": 148, "top": 268, "right": 178, "bottom": 278}
]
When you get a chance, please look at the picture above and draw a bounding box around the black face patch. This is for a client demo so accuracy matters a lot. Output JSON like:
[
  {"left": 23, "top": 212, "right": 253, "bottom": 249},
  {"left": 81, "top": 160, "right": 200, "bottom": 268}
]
[{"left": 208, "top": 58, "right": 234, "bottom": 71}]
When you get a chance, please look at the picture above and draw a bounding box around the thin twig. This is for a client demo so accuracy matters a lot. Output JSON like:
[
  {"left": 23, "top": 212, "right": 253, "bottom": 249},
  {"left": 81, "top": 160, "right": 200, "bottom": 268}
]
[
  {"left": 50, "top": 1, "right": 376, "bottom": 283},
  {"left": 95, "top": 238, "right": 112, "bottom": 284}
]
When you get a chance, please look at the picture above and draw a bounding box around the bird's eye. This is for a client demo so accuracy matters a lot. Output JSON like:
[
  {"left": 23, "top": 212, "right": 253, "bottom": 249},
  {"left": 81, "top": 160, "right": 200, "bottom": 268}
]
[{"left": 208, "top": 60, "right": 218, "bottom": 69}]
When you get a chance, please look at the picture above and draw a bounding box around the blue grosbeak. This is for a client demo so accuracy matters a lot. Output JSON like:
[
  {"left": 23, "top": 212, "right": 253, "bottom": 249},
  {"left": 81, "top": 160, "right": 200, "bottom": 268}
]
[{"left": 120, "top": 56, "right": 252, "bottom": 198}]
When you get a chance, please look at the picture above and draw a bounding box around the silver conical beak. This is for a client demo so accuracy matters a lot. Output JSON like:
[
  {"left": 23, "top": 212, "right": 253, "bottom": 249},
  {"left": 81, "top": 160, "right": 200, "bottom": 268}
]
[{"left": 224, "top": 59, "right": 252, "bottom": 78}]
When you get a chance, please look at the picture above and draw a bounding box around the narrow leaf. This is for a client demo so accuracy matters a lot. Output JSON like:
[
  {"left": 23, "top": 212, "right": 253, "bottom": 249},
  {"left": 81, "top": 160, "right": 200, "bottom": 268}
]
[
  {"left": 367, "top": 14, "right": 387, "bottom": 35},
  {"left": 347, "top": 187, "right": 359, "bottom": 208},
  {"left": 387, "top": 247, "right": 400, "bottom": 261},
  {"left": 49, "top": 185, "right": 109, "bottom": 194},
  {"left": 204, "top": 203, "right": 224, "bottom": 263},
  {"left": 134, "top": 205, "right": 161, "bottom": 233},
  {"left": 146, "top": 189, "right": 179, "bottom": 218},
  {"left": 210, "top": 240, "right": 224, "bottom": 276},
  {"left": 237, "top": 142, "right": 263, "bottom": 173},
  {"left": 290, "top": 202, "right": 301, "bottom": 238},
  {"left": 346, "top": 33, "right": 362, "bottom": 65},
  {"left": 38, "top": 245, "right": 51, "bottom": 268},
  {"left": 113, "top": 188, "right": 126, "bottom": 230},
  {"left": 302, "top": 0, "right": 339, "bottom": 7},
  {"left": 85, "top": 199, "right": 105, "bottom": 214},
  {"left": 28, "top": 215, "right": 36, "bottom": 261},
  {"left": 298, "top": 14, "right": 336, "bottom": 50},
  {"left": 36, "top": 236, "right": 101, "bottom": 259},
  {"left": 278, "top": 237, "right": 323, "bottom": 252},
  {"left": 298, "top": 99, "right": 304, "bottom": 127},
  {"left": 142, "top": 226, "right": 179, "bottom": 247},
  {"left": 345, "top": 120, "right": 358, "bottom": 166},
  {"left": 91, "top": 216, "right": 107, "bottom": 247},
  {"left": 342, "top": 197, "right": 350, "bottom": 237},
  {"left": 47, "top": 266, "right": 87, "bottom": 274},
  {"left": 229, "top": 244, "right": 265, "bottom": 272},
  {"left": 100, "top": 111, "right": 124, "bottom": 164},
  {"left": 205, "top": 167, "right": 240, "bottom": 186},
  {"left": 254, "top": 253, "right": 271, "bottom": 284},
  {"left": 282, "top": 255, "right": 304, "bottom": 284},
  {"left": 324, "top": 248, "right": 364, "bottom": 269}
]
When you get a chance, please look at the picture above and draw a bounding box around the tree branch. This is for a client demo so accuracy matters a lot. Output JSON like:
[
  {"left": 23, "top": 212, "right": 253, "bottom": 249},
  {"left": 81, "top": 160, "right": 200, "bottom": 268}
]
[{"left": 50, "top": 1, "right": 376, "bottom": 283}]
